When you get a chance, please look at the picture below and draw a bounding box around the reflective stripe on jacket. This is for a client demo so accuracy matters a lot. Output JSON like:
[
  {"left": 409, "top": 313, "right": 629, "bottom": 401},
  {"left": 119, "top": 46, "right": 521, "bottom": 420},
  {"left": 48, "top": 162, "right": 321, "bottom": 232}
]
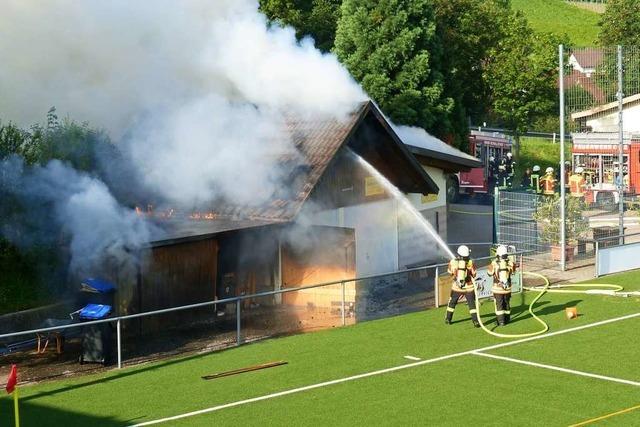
[
  {"left": 530, "top": 174, "right": 540, "bottom": 193},
  {"left": 569, "top": 174, "right": 585, "bottom": 197},
  {"left": 541, "top": 175, "right": 556, "bottom": 195}
]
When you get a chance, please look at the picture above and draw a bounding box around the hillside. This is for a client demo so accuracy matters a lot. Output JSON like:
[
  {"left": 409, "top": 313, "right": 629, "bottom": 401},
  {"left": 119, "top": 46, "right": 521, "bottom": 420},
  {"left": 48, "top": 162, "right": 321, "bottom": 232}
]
[{"left": 511, "top": 0, "right": 601, "bottom": 47}]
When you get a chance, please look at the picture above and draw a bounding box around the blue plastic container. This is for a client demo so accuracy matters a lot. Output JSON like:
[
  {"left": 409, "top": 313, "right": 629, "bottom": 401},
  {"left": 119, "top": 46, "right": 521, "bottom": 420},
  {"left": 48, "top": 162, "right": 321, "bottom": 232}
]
[{"left": 78, "top": 304, "right": 112, "bottom": 320}]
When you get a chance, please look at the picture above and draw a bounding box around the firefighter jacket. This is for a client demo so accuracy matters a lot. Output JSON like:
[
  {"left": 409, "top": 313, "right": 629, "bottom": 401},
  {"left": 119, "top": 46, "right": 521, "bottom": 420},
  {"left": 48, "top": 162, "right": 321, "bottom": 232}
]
[
  {"left": 569, "top": 173, "right": 586, "bottom": 197},
  {"left": 448, "top": 258, "right": 477, "bottom": 293},
  {"left": 501, "top": 158, "right": 515, "bottom": 176},
  {"left": 487, "top": 258, "right": 517, "bottom": 294},
  {"left": 540, "top": 174, "right": 556, "bottom": 195},
  {"left": 530, "top": 173, "right": 541, "bottom": 193}
]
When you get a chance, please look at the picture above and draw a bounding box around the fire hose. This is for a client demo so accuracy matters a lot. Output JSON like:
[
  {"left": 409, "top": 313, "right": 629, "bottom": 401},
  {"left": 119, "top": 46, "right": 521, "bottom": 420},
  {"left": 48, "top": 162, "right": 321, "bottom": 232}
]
[{"left": 472, "top": 272, "right": 638, "bottom": 339}]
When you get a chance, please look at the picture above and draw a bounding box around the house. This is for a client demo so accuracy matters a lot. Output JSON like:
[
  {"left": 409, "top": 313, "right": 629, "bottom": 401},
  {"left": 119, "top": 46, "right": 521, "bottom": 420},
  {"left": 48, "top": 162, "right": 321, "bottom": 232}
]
[
  {"left": 397, "top": 126, "right": 482, "bottom": 259},
  {"left": 108, "top": 100, "right": 451, "bottom": 333},
  {"left": 565, "top": 48, "right": 607, "bottom": 105},
  {"left": 571, "top": 93, "right": 640, "bottom": 133},
  {"left": 569, "top": 48, "right": 604, "bottom": 77}
]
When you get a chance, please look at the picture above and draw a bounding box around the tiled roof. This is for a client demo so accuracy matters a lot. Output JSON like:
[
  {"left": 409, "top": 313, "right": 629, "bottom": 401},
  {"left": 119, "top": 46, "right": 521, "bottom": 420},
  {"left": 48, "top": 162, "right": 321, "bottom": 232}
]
[
  {"left": 150, "top": 101, "right": 438, "bottom": 244},
  {"left": 150, "top": 103, "right": 366, "bottom": 242}
]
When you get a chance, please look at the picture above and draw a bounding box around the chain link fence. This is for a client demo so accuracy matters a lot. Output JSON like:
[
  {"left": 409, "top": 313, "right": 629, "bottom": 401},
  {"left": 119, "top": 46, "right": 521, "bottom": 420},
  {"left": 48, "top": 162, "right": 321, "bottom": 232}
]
[{"left": 559, "top": 45, "right": 640, "bottom": 267}]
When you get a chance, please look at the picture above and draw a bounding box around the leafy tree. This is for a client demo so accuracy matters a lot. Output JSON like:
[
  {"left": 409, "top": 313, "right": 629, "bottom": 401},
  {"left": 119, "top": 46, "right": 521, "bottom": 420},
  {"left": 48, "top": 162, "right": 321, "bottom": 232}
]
[
  {"left": 598, "top": 0, "right": 640, "bottom": 46},
  {"left": 259, "top": 0, "right": 342, "bottom": 52},
  {"left": 483, "top": 13, "right": 564, "bottom": 159},
  {"left": 334, "top": 0, "right": 454, "bottom": 142},
  {"left": 433, "top": 0, "right": 512, "bottom": 148}
]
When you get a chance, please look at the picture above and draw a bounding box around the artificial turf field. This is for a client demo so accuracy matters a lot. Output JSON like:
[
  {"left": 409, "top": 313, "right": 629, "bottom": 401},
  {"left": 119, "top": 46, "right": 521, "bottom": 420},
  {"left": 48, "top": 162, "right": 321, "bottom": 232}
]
[{"left": 2, "top": 270, "right": 640, "bottom": 426}]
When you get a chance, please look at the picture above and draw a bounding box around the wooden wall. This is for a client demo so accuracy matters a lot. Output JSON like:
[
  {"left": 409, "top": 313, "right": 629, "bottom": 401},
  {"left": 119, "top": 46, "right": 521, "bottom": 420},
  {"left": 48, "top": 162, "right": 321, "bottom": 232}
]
[{"left": 137, "top": 239, "right": 218, "bottom": 332}]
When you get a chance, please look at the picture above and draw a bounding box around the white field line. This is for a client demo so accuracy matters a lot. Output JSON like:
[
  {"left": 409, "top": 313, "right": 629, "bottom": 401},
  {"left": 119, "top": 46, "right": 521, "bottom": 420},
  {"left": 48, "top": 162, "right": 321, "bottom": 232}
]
[
  {"left": 472, "top": 352, "right": 640, "bottom": 387},
  {"left": 130, "top": 311, "right": 640, "bottom": 427},
  {"left": 403, "top": 355, "right": 421, "bottom": 361}
]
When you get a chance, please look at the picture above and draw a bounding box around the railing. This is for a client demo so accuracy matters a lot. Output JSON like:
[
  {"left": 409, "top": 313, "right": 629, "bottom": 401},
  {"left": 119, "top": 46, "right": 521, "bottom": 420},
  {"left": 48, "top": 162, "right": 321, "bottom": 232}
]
[{"left": 0, "top": 253, "right": 525, "bottom": 372}]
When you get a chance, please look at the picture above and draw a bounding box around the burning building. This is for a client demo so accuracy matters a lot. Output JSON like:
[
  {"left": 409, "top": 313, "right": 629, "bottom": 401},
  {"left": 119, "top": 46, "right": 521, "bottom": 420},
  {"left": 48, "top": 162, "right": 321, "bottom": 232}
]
[{"left": 104, "top": 100, "right": 451, "bottom": 333}]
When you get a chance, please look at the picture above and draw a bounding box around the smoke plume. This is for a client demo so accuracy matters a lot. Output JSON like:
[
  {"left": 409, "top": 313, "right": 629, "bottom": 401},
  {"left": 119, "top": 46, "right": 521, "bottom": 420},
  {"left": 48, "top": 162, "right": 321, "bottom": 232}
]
[
  {"left": 1, "top": 156, "right": 153, "bottom": 277},
  {"left": 0, "top": 0, "right": 366, "bottom": 275}
]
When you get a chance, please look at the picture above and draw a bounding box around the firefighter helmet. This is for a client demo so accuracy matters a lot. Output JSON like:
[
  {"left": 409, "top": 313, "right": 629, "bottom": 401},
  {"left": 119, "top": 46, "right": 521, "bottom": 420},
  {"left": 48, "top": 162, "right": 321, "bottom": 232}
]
[
  {"left": 457, "top": 245, "right": 470, "bottom": 257},
  {"left": 575, "top": 166, "right": 584, "bottom": 173},
  {"left": 496, "top": 245, "right": 508, "bottom": 257},
  {"left": 506, "top": 152, "right": 513, "bottom": 159},
  {"left": 533, "top": 165, "right": 541, "bottom": 172},
  {"left": 489, "top": 156, "right": 495, "bottom": 162},
  {"left": 545, "top": 167, "right": 554, "bottom": 174}
]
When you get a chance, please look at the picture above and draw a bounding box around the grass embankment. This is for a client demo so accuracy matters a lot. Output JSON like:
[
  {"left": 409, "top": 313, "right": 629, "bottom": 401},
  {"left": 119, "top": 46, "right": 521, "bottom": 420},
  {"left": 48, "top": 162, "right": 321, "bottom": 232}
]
[
  {"left": 1, "top": 270, "right": 640, "bottom": 426},
  {"left": 514, "top": 135, "right": 573, "bottom": 185},
  {"left": 512, "top": 0, "right": 601, "bottom": 46}
]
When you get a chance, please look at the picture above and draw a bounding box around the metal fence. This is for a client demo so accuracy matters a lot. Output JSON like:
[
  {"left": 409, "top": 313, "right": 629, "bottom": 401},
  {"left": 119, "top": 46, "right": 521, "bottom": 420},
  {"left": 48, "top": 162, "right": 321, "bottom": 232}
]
[
  {"left": 0, "top": 253, "right": 526, "bottom": 383},
  {"left": 495, "top": 190, "right": 549, "bottom": 255}
]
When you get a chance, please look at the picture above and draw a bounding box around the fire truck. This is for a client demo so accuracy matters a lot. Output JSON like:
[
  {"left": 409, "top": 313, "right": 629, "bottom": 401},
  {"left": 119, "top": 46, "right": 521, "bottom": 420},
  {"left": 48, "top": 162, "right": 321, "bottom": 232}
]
[
  {"left": 449, "top": 130, "right": 512, "bottom": 201},
  {"left": 571, "top": 133, "right": 640, "bottom": 206}
]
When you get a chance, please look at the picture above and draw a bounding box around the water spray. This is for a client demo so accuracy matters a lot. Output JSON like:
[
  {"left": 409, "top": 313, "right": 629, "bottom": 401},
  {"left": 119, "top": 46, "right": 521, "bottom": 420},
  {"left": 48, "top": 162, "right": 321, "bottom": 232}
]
[{"left": 350, "top": 151, "right": 455, "bottom": 260}]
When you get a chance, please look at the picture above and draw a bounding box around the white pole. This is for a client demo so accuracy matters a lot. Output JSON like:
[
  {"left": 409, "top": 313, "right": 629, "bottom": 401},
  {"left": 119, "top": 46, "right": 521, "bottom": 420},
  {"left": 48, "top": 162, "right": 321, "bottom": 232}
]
[
  {"left": 559, "top": 44, "right": 567, "bottom": 271},
  {"left": 434, "top": 266, "right": 439, "bottom": 308},
  {"left": 116, "top": 319, "right": 122, "bottom": 369},
  {"left": 236, "top": 300, "right": 241, "bottom": 346},
  {"left": 617, "top": 45, "right": 625, "bottom": 242},
  {"left": 341, "top": 281, "right": 346, "bottom": 326}
]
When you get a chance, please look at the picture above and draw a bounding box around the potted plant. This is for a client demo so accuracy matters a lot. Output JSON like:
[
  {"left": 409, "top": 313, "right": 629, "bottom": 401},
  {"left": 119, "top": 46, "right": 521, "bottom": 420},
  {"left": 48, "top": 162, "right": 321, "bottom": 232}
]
[{"left": 532, "top": 194, "right": 589, "bottom": 262}]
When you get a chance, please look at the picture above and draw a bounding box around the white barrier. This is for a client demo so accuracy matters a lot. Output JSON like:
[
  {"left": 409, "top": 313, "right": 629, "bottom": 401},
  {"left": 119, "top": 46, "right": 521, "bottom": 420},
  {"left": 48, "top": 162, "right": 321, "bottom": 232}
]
[{"left": 596, "top": 241, "right": 640, "bottom": 276}]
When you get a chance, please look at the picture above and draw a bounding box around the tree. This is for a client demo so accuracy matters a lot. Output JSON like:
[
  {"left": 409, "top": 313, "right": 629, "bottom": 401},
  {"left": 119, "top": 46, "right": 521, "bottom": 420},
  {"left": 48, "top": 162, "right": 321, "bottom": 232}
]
[
  {"left": 598, "top": 0, "right": 640, "bottom": 46},
  {"left": 334, "top": 0, "right": 453, "bottom": 141},
  {"left": 433, "top": 0, "right": 512, "bottom": 148},
  {"left": 259, "top": 0, "right": 342, "bottom": 53},
  {"left": 483, "top": 13, "right": 563, "bottom": 159}
]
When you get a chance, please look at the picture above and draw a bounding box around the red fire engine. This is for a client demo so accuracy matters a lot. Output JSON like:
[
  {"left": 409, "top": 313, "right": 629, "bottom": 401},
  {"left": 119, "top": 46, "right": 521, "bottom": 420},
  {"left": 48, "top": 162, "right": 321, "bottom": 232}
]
[
  {"left": 571, "top": 133, "right": 640, "bottom": 205},
  {"left": 451, "top": 130, "right": 512, "bottom": 200}
]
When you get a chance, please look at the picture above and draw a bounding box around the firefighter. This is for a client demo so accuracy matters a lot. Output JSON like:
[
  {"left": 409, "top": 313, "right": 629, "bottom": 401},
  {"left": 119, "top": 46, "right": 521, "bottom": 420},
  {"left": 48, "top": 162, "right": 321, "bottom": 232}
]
[
  {"left": 530, "top": 165, "right": 541, "bottom": 194},
  {"left": 487, "top": 245, "right": 517, "bottom": 326},
  {"left": 488, "top": 155, "right": 498, "bottom": 191},
  {"left": 501, "top": 152, "right": 515, "bottom": 188},
  {"left": 540, "top": 167, "right": 556, "bottom": 195},
  {"left": 445, "top": 245, "right": 481, "bottom": 327},
  {"left": 569, "top": 166, "right": 586, "bottom": 198}
]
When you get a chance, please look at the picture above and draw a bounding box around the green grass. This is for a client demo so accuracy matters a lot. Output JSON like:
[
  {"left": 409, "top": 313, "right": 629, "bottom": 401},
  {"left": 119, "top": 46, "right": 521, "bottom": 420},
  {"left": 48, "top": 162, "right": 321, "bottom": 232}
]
[
  {"left": 516, "top": 136, "right": 572, "bottom": 181},
  {"left": 2, "top": 270, "right": 640, "bottom": 426},
  {"left": 512, "top": 0, "right": 601, "bottom": 46}
]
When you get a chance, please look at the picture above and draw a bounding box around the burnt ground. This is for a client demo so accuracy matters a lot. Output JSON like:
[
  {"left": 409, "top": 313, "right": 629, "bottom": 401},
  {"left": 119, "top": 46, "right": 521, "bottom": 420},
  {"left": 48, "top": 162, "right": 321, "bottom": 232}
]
[{"left": 1, "top": 273, "right": 434, "bottom": 386}]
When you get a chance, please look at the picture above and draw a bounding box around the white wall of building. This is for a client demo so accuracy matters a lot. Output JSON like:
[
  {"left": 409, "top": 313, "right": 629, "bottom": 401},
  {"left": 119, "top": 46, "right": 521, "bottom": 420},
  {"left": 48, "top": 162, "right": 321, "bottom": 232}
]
[
  {"left": 307, "top": 199, "right": 399, "bottom": 276},
  {"left": 586, "top": 103, "right": 640, "bottom": 133}
]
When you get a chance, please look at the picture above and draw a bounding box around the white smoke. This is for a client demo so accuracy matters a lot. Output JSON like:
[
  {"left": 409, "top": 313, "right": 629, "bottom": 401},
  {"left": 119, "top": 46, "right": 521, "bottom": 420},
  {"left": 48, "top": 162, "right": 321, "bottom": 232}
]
[
  {"left": 1, "top": 157, "right": 153, "bottom": 276},
  {"left": 0, "top": 0, "right": 367, "bottom": 272}
]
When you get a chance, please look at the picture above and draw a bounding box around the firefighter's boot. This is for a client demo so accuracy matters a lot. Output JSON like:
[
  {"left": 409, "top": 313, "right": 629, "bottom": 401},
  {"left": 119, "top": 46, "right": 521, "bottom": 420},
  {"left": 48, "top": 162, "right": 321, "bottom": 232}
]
[
  {"left": 470, "top": 310, "right": 480, "bottom": 328},
  {"left": 445, "top": 308, "right": 454, "bottom": 325}
]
